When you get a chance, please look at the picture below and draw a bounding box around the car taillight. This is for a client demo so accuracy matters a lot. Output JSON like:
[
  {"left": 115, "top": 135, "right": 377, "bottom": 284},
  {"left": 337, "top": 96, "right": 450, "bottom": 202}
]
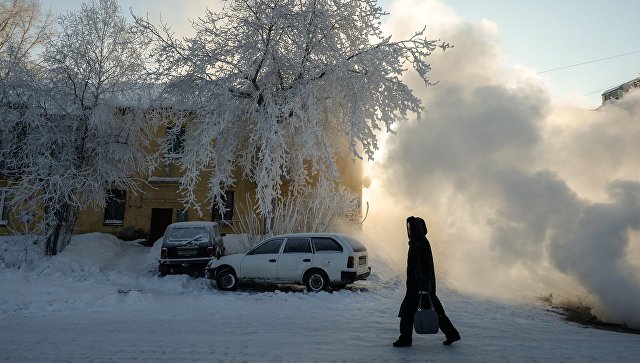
[
  {"left": 347, "top": 256, "right": 355, "bottom": 268},
  {"left": 207, "top": 247, "right": 214, "bottom": 257},
  {"left": 161, "top": 248, "right": 168, "bottom": 259}
]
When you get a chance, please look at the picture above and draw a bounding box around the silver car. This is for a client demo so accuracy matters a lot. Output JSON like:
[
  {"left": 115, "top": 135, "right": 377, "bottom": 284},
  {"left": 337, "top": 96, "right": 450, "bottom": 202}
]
[{"left": 206, "top": 233, "right": 371, "bottom": 292}]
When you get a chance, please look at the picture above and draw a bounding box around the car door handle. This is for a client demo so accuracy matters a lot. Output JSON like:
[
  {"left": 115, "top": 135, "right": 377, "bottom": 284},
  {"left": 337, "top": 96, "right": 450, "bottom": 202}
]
[
  {"left": 303, "top": 259, "right": 311, "bottom": 262},
  {"left": 269, "top": 259, "right": 276, "bottom": 263}
]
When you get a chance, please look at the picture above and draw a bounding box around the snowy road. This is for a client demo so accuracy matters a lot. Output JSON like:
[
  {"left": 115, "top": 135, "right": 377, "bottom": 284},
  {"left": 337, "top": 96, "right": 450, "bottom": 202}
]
[{"left": 1, "top": 234, "right": 639, "bottom": 362}]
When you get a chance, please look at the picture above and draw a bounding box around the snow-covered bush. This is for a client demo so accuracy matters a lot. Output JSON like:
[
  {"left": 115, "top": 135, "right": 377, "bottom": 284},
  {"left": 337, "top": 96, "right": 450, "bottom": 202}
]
[
  {"left": 0, "top": 234, "right": 42, "bottom": 269},
  {"left": 269, "top": 181, "right": 361, "bottom": 236},
  {"left": 227, "top": 181, "right": 361, "bottom": 250}
]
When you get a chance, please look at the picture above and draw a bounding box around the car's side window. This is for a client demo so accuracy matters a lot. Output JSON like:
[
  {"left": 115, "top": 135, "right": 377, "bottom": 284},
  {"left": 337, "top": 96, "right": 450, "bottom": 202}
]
[
  {"left": 312, "top": 238, "right": 343, "bottom": 253},
  {"left": 283, "top": 238, "right": 312, "bottom": 254},
  {"left": 248, "top": 238, "right": 284, "bottom": 255}
]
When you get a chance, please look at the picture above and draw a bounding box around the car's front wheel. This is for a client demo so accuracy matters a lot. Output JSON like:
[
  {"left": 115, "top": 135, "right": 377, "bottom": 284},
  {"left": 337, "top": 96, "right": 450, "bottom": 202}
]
[
  {"left": 305, "top": 270, "right": 329, "bottom": 292},
  {"left": 216, "top": 268, "right": 238, "bottom": 291}
]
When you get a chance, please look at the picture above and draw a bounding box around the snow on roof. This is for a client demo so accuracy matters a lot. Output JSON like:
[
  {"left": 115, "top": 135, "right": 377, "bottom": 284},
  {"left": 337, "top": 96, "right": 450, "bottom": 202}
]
[{"left": 602, "top": 77, "right": 640, "bottom": 95}]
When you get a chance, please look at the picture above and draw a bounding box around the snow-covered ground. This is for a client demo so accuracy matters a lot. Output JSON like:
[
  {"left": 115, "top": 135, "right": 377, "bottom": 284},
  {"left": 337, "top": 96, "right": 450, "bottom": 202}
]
[{"left": 1, "top": 233, "right": 639, "bottom": 362}]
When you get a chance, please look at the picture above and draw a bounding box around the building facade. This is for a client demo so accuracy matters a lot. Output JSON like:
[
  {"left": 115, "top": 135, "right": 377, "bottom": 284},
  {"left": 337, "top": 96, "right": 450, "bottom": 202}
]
[{"left": 0, "top": 124, "right": 362, "bottom": 244}]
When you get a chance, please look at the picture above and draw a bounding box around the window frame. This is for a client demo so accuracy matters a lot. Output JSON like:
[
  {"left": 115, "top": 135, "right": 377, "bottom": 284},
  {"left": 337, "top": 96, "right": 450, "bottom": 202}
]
[
  {"left": 103, "top": 189, "right": 126, "bottom": 226},
  {"left": 0, "top": 188, "right": 8, "bottom": 226},
  {"left": 283, "top": 238, "right": 312, "bottom": 254},
  {"left": 211, "top": 190, "right": 235, "bottom": 225},
  {"left": 176, "top": 208, "right": 188, "bottom": 222},
  {"left": 165, "top": 124, "right": 186, "bottom": 158},
  {"left": 247, "top": 238, "right": 285, "bottom": 255},
  {"left": 312, "top": 237, "right": 344, "bottom": 253}
]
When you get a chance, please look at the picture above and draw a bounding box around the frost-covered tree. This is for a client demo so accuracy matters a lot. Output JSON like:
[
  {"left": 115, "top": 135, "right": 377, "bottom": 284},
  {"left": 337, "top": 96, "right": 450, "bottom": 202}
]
[
  {"left": 136, "top": 0, "right": 449, "bottom": 219},
  {"left": 0, "top": 0, "right": 50, "bottom": 229},
  {"left": 0, "top": 0, "right": 50, "bottom": 65},
  {"left": 1, "top": 0, "right": 152, "bottom": 255},
  {"left": 0, "top": 0, "right": 50, "bottom": 108}
]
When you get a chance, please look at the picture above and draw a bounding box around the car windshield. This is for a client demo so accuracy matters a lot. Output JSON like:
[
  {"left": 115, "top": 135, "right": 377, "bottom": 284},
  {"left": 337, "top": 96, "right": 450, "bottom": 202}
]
[
  {"left": 341, "top": 235, "right": 367, "bottom": 252},
  {"left": 168, "top": 227, "right": 208, "bottom": 243}
]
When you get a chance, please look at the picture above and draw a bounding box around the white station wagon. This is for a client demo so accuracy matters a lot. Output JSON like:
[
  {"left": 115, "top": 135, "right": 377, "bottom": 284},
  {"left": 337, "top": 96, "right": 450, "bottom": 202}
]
[{"left": 205, "top": 233, "right": 371, "bottom": 292}]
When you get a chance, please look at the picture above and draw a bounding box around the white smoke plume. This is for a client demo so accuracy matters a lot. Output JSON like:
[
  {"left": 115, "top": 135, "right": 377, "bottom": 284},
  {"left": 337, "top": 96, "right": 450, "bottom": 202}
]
[{"left": 363, "top": 0, "right": 640, "bottom": 328}]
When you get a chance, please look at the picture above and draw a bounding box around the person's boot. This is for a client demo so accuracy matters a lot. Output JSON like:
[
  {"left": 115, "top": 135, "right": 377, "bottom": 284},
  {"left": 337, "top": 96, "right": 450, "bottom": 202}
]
[
  {"left": 394, "top": 318, "right": 413, "bottom": 347},
  {"left": 393, "top": 337, "right": 412, "bottom": 347},
  {"left": 443, "top": 334, "right": 461, "bottom": 346}
]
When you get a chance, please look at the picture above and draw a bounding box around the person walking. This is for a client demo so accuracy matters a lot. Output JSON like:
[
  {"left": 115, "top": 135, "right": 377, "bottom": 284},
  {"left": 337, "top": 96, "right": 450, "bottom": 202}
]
[{"left": 393, "top": 216, "right": 461, "bottom": 347}]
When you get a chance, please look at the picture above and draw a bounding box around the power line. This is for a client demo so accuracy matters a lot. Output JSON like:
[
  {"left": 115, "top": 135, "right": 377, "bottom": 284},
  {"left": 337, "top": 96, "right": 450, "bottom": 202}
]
[{"left": 537, "top": 50, "right": 640, "bottom": 74}]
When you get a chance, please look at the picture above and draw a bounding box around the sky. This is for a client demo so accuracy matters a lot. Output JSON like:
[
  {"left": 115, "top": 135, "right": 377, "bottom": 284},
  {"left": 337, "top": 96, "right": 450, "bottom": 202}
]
[
  {"left": 45, "top": 0, "right": 640, "bottom": 107},
  {"left": 417, "top": 0, "right": 640, "bottom": 106}
]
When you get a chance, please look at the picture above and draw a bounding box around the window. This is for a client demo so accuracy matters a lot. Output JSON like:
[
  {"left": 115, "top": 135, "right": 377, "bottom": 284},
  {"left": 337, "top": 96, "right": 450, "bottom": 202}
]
[
  {"left": 176, "top": 208, "right": 188, "bottom": 222},
  {"left": 168, "top": 226, "right": 207, "bottom": 243},
  {"left": 212, "top": 191, "right": 234, "bottom": 224},
  {"left": 248, "top": 238, "right": 284, "bottom": 255},
  {"left": 103, "top": 189, "right": 126, "bottom": 226},
  {"left": 116, "top": 107, "right": 132, "bottom": 117},
  {"left": 0, "top": 188, "right": 8, "bottom": 226},
  {"left": 283, "top": 238, "right": 312, "bottom": 254},
  {"left": 341, "top": 235, "right": 368, "bottom": 252},
  {"left": 0, "top": 137, "right": 5, "bottom": 176},
  {"left": 312, "top": 238, "right": 343, "bottom": 253},
  {"left": 166, "top": 124, "right": 185, "bottom": 156}
]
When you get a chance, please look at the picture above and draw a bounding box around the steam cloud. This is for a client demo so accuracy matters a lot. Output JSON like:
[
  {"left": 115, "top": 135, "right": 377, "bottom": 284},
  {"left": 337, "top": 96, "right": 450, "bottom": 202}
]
[{"left": 364, "top": 0, "right": 640, "bottom": 328}]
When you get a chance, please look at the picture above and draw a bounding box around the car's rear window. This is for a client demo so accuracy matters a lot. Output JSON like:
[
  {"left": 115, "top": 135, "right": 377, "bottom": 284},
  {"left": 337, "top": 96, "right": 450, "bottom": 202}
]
[
  {"left": 312, "top": 238, "right": 343, "bottom": 253},
  {"left": 341, "top": 235, "right": 367, "bottom": 252},
  {"left": 168, "top": 227, "right": 208, "bottom": 242}
]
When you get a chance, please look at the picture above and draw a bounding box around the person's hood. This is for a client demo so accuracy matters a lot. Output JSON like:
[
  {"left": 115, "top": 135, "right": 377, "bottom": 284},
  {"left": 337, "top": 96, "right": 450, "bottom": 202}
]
[{"left": 406, "top": 216, "right": 428, "bottom": 241}]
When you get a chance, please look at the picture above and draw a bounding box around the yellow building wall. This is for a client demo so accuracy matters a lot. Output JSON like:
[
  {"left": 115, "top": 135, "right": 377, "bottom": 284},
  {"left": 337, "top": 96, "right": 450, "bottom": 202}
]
[
  {"left": 1, "top": 124, "right": 363, "bottom": 239},
  {"left": 73, "top": 169, "right": 258, "bottom": 238}
]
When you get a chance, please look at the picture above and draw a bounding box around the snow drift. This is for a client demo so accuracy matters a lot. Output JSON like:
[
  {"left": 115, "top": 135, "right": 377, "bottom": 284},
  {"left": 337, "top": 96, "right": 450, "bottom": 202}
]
[{"left": 3, "top": 233, "right": 640, "bottom": 362}]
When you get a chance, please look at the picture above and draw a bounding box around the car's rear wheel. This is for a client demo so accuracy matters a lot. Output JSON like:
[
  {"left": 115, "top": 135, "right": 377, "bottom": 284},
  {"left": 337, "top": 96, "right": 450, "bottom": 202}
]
[
  {"left": 305, "top": 270, "right": 329, "bottom": 292},
  {"left": 216, "top": 268, "right": 238, "bottom": 291},
  {"left": 158, "top": 264, "right": 169, "bottom": 276}
]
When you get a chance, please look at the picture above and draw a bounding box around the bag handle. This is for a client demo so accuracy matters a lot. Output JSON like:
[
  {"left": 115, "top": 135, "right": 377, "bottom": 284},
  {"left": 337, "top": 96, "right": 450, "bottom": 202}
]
[{"left": 417, "top": 291, "right": 434, "bottom": 311}]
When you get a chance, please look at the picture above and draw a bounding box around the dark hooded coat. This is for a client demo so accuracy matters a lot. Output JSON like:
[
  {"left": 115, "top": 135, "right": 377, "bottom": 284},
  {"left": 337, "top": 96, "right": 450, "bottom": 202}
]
[{"left": 398, "top": 216, "right": 437, "bottom": 318}]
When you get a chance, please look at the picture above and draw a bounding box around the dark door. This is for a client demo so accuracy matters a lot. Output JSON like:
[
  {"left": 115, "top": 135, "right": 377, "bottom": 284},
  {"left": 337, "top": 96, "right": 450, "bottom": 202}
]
[{"left": 148, "top": 208, "right": 173, "bottom": 246}]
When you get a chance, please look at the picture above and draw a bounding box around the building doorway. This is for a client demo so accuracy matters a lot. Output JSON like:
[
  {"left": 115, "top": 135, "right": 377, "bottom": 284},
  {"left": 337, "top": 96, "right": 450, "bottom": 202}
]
[{"left": 148, "top": 208, "right": 173, "bottom": 246}]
